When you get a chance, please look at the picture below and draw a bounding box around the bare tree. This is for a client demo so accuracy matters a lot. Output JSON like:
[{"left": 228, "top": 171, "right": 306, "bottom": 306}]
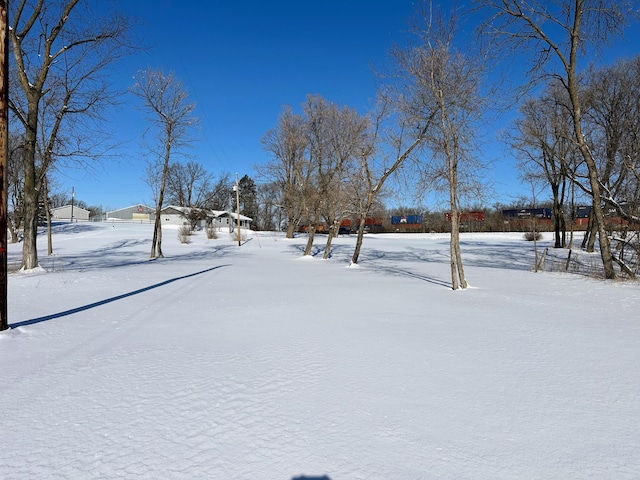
[
  {"left": 507, "top": 80, "right": 580, "bottom": 249},
  {"left": 165, "top": 161, "right": 213, "bottom": 230},
  {"left": 166, "top": 161, "right": 212, "bottom": 207},
  {"left": 349, "top": 92, "right": 434, "bottom": 265},
  {"left": 255, "top": 181, "right": 283, "bottom": 231},
  {"left": 476, "top": 0, "right": 636, "bottom": 279},
  {"left": 390, "top": 2, "right": 490, "bottom": 289},
  {"left": 580, "top": 57, "right": 640, "bottom": 277},
  {"left": 131, "top": 68, "right": 197, "bottom": 258},
  {"left": 259, "top": 106, "right": 309, "bottom": 238},
  {"left": 202, "top": 171, "right": 232, "bottom": 211},
  {"left": 9, "top": 0, "right": 133, "bottom": 270},
  {"left": 7, "top": 132, "right": 25, "bottom": 244},
  {"left": 300, "top": 95, "right": 332, "bottom": 256},
  {"left": 583, "top": 57, "right": 640, "bottom": 226},
  {"left": 319, "top": 102, "right": 369, "bottom": 260}
]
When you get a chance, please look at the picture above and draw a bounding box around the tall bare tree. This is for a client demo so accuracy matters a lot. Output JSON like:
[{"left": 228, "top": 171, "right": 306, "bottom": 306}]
[
  {"left": 391, "top": 2, "right": 489, "bottom": 289},
  {"left": 259, "top": 106, "right": 309, "bottom": 238},
  {"left": 583, "top": 57, "right": 640, "bottom": 225},
  {"left": 9, "top": 0, "right": 133, "bottom": 270},
  {"left": 580, "top": 57, "right": 640, "bottom": 276},
  {"left": 319, "top": 102, "right": 369, "bottom": 260},
  {"left": 6, "top": 132, "right": 25, "bottom": 244},
  {"left": 202, "top": 171, "right": 232, "bottom": 211},
  {"left": 131, "top": 68, "right": 197, "bottom": 258},
  {"left": 255, "top": 181, "right": 282, "bottom": 231},
  {"left": 349, "top": 92, "right": 433, "bottom": 265},
  {"left": 477, "top": 0, "right": 636, "bottom": 279},
  {"left": 508, "top": 80, "right": 579, "bottom": 249},
  {"left": 166, "top": 161, "right": 212, "bottom": 208},
  {"left": 301, "top": 95, "right": 333, "bottom": 256},
  {"left": 164, "top": 161, "right": 213, "bottom": 229}
]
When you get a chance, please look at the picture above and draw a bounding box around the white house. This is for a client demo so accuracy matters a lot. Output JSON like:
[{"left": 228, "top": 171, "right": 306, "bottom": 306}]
[
  {"left": 102, "top": 205, "right": 253, "bottom": 230},
  {"left": 51, "top": 204, "right": 90, "bottom": 222},
  {"left": 160, "top": 206, "right": 212, "bottom": 229},
  {"left": 210, "top": 210, "right": 252, "bottom": 230},
  {"left": 159, "top": 207, "right": 252, "bottom": 230},
  {"left": 160, "top": 206, "right": 191, "bottom": 227}
]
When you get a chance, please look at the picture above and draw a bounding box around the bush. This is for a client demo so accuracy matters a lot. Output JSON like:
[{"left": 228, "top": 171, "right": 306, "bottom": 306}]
[
  {"left": 178, "top": 226, "right": 192, "bottom": 244},
  {"left": 524, "top": 231, "right": 543, "bottom": 241},
  {"left": 206, "top": 225, "right": 218, "bottom": 240},
  {"left": 229, "top": 231, "right": 247, "bottom": 243}
]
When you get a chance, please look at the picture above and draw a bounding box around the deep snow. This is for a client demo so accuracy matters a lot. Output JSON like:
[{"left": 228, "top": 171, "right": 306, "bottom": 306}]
[{"left": 2, "top": 223, "right": 639, "bottom": 480}]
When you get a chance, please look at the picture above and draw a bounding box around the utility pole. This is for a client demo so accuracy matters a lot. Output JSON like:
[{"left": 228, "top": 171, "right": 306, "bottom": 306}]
[
  {"left": 0, "top": 0, "right": 9, "bottom": 330},
  {"left": 70, "top": 187, "right": 75, "bottom": 223},
  {"left": 233, "top": 173, "right": 241, "bottom": 246},
  {"left": 0, "top": 0, "right": 9, "bottom": 331}
]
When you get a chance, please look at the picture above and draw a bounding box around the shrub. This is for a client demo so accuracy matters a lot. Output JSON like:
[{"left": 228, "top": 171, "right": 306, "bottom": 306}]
[
  {"left": 524, "top": 231, "right": 543, "bottom": 241},
  {"left": 206, "top": 225, "right": 218, "bottom": 240},
  {"left": 178, "top": 226, "right": 192, "bottom": 244}
]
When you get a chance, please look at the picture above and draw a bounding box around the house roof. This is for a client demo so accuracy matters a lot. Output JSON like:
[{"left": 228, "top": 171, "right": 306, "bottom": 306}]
[
  {"left": 213, "top": 211, "right": 253, "bottom": 222},
  {"left": 161, "top": 207, "right": 252, "bottom": 222},
  {"left": 51, "top": 204, "right": 90, "bottom": 214},
  {"left": 160, "top": 205, "right": 212, "bottom": 216},
  {"left": 106, "top": 204, "right": 154, "bottom": 215}
]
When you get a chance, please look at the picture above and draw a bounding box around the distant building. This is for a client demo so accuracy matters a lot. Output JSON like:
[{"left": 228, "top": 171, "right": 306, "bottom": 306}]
[
  {"left": 104, "top": 204, "right": 252, "bottom": 230},
  {"left": 159, "top": 206, "right": 211, "bottom": 228},
  {"left": 211, "top": 210, "right": 252, "bottom": 230},
  {"left": 51, "top": 204, "right": 90, "bottom": 222},
  {"left": 106, "top": 205, "right": 155, "bottom": 223}
]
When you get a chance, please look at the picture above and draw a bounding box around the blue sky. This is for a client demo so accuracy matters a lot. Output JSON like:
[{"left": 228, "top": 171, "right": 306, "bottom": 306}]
[{"left": 55, "top": 1, "right": 640, "bottom": 212}]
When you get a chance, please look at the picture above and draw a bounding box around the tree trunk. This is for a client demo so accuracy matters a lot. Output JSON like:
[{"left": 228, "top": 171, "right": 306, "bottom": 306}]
[
  {"left": 551, "top": 185, "right": 563, "bottom": 248},
  {"left": 157, "top": 220, "right": 163, "bottom": 257},
  {"left": 351, "top": 219, "right": 366, "bottom": 265},
  {"left": 582, "top": 146, "right": 616, "bottom": 277},
  {"left": 453, "top": 228, "right": 467, "bottom": 287},
  {"left": 582, "top": 210, "right": 597, "bottom": 252},
  {"left": 21, "top": 102, "right": 40, "bottom": 270},
  {"left": 449, "top": 206, "right": 467, "bottom": 290},
  {"left": 151, "top": 141, "right": 171, "bottom": 258},
  {"left": 566, "top": 40, "right": 616, "bottom": 278},
  {"left": 448, "top": 166, "right": 467, "bottom": 290},
  {"left": 286, "top": 220, "right": 296, "bottom": 239},
  {"left": 43, "top": 178, "right": 53, "bottom": 256},
  {"left": 150, "top": 214, "right": 161, "bottom": 257},
  {"left": 8, "top": 221, "right": 18, "bottom": 244},
  {"left": 303, "top": 221, "right": 317, "bottom": 256},
  {"left": 322, "top": 219, "right": 339, "bottom": 259}
]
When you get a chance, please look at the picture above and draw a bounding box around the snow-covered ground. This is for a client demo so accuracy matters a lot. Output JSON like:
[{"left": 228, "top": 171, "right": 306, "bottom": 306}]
[{"left": 2, "top": 223, "right": 639, "bottom": 480}]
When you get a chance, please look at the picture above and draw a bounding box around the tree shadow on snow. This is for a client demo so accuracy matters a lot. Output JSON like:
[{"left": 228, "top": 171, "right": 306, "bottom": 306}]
[
  {"left": 376, "top": 265, "right": 453, "bottom": 288},
  {"left": 39, "top": 222, "right": 103, "bottom": 235},
  {"left": 282, "top": 236, "right": 543, "bottom": 288},
  {"left": 10, "top": 264, "right": 230, "bottom": 329},
  {"left": 289, "top": 244, "right": 324, "bottom": 257},
  {"left": 38, "top": 244, "right": 236, "bottom": 272},
  {"left": 291, "top": 476, "right": 331, "bottom": 480}
]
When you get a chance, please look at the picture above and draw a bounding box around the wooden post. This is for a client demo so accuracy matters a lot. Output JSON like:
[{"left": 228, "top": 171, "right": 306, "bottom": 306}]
[
  {"left": 235, "top": 173, "right": 241, "bottom": 246},
  {"left": 0, "top": 0, "right": 9, "bottom": 331}
]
